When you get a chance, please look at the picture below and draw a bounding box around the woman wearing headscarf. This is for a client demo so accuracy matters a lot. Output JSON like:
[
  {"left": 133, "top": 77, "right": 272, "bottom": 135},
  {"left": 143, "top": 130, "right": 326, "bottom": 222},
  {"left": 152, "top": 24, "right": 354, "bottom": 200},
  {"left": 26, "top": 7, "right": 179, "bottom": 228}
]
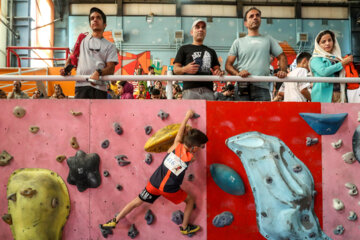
[
  {"left": 117, "top": 81, "right": 134, "bottom": 99},
  {"left": 310, "top": 30, "right": 353, "bottom": 102}
]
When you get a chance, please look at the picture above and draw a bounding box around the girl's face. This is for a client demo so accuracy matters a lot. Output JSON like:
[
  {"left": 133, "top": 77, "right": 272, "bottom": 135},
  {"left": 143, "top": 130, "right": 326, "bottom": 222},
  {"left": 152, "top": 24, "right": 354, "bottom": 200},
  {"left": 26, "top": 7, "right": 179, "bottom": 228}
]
[
  {"left": 319, "top": 34, "right": 334, "bottom": 53},
  {"left": 54, "top": 85, "right": 61, "bottom": 94},
  {"left": 118, "top": 85, "right": 124, "bottom": 95},
  {"left": 155, "top": 81, "right": 162, "bottom": 89}
]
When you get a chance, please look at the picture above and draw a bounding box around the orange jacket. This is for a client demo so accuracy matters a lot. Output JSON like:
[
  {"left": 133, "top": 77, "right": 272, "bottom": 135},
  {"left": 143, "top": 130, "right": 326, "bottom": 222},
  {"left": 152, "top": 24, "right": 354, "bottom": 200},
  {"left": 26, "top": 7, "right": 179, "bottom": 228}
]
[{"left": 345, "top": 55, "right": 359, "bottom": 90}]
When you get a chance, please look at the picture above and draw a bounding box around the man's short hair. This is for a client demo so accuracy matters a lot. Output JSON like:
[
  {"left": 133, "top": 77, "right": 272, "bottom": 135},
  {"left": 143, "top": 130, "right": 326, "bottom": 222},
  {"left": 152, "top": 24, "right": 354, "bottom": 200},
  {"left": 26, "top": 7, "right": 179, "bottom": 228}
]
[
  {"left": 225, "top": 84, "right": 235, "bottom": 91},
  {"left": 183, "top": 129, "right": 208, "bottom": 148},
  {"left": 151, "top": 88, "right": 160, "bottom": 95},
  {"left": 296, "top": 52, "right": 312, "bottom": 63},
  {"left": 148, "top": 66, "right": 154, "bottom": 71},
  {"left": 244, "top": 7, "right": 261, "bottom": 21},
  {"left": 89, "top": 7, "right": 106, "bottom": 24}
]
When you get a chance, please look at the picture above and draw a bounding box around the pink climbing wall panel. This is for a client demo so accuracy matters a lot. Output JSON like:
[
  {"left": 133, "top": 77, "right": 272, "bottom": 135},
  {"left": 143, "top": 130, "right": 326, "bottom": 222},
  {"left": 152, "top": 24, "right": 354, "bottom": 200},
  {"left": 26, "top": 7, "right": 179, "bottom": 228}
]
[
  {"left": 0, "top": 99, "right": 206, "bottom": 240},
  {"left": 88, "top": 100, "right": 207, "bottom": 240},
  {"left": 0, "top": 99, "right": 92, "bottom": 240},
  {"left": 322, "top": 103, "right": 360, "bottom": 240}
]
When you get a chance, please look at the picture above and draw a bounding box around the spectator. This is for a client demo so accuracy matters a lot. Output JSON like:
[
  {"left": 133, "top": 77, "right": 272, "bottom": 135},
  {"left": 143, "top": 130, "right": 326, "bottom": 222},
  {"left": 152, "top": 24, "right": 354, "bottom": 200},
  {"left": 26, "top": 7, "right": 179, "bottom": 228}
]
[
  {"left": 176, "top": 92, "right": 183, "bottom": 100},
  {"left": 50, "top": 84, "right": 67, "bottom": 99},
  {"left": 310, "top": 30, "right": 353, "bottom": 103},
  {"left": 225, "top": 7, "right": 287, "bottom": 101},
  {"left": 172, "top": 83, "right": 182, "bottom": 99},
  {"left": 151, "top": 88, "right": 161, "bottom": 99},
  {"left": 215, "top": 84, "right": 235, "bottom": 101},
  {"left": 148, "top": 66, "right": 156, "bottom": 89},
  {"left": 148, "top": 66, "right": 155, "bottom": 75},
  {"left": 154, "top": 80, "right": 166, "bottom": 99},
  {"left": 273, "top": 52, "right": 312, "bottom": 102},
  {"left": 32, "top": 90, "right": 44, "bottom": 99},
  {"left": 173, "top": 19, "right": 223, "bottom": 100},
  {"left": 117, "top": 81, "right": 134, "bottom": 99},
  {"left": 7, "top": 81, "right": 29, "bottom": 99},
  {"left": 60, "top": 7, "right": 118, "bottom": 99},
  {"left": 0, "top": 89, "right": 7, "bottom": 99},
  {"left": 134, "top": 82, "right": 150, "bottom": 99}
]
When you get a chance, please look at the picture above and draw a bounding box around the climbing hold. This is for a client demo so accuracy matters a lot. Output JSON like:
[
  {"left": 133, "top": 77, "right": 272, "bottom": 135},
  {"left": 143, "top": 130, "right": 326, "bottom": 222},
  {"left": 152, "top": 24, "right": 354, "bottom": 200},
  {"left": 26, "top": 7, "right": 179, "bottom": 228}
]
[
  {"left": 7, "top": 193, "right": 16, "bottom": 202},
  {"left": 116, "top": 184, "right": 123, "bottom": 191},
  {"left": 144, "top": 123, "right": 192, "bottom": 153},
  {"left": 0, "top": 150, "right": 13, "bottom": 166},
  {"left": 212, "top": 211, "right": 234, "bottom": 227},
  {"left": 115, "top": 155, "right": 130, "bottom": 166},
  {"left": 191, "top": 113, "right": 200, "bottom": 119},
  {"left": 145, "top": 209, "right": 155, "bottom": 225},
  {"left": 113, "top": 122, "right": 123, "bottom": 135},
  {"left": 299, "top": 112, "right": 347, "bottom": 135},
  {"left": 226, "top": 131, "right": 330, "bottom": 240},
  {"left": 144, "top": 153, "right": 153, "bottom": 165},
  {"left": 342, "top": 152, "right": 356, "bottom": 164},
  {"left": 171, "top": 210, "right": 184, "bottom": 225},
  {"left": 67, "top": 150, "right": 101, "bottom": 192},
  {"left": 358, "top": 112, "right": 360, "bottom": 122},
  {"left": 157, "top": 110, "right": 169, "bottom": 120},
  {"left": 13, "top": 106, "right": 26, "bottom": 118},
  {"left": 333, "top": 198, "right": 345, "bottom": 211},
  {"left": 210, "top": 163, "right": 245, "bottom": 195},
  {"left": 331, "top": 139, "right": 343, "bottom": 149},
  {"left": 187, "top": 173, "right": 195, "bottom": 181},
  {"left": 20, "top": 188, "right": 37, "bottom": 198},
  {"left": 128, "top": 224, "right": 139, "bottom": 239},
  {"left": 333, "top": 225, "right": 344, "bottom": 235},
  {"left": 345, "top": 182, "right": 358, "bottom": 196},
  {"left": 353, "top": 125, "right": 360, "bottom": 163},
  {"left": 99, "top": 224, "right": 113, "bottom": 238},
  {"left": 56, "top": 155, "right": 66, "bottom": 163},
  {"left": 145, "top": 126, "right": 152, "bottom": 135},
  {"left": 6, "top": 168, "right": 70, "bottom": 239},
  {"left": 293, "top": 165, "right": 302, "bottom": 173},
  {"left": 2, "top": 214, "right": 12, "bottom": 225},
  {"left": 101, "top": 140, "right": 110, "bottom": 149},
  {"left": 29, "top": 126, "right": 40, "bottom": 134},
  {"left": 306, "top": 137, "right": 318, "bottom": 146},
  {"left": 348, "top": 211, "right": 357, "bottom": 221},
  {"left": 349, "top": 188, "right": 358, "bottom": 196},
  {"left": 70, "top": 137, "right": 79, "bottom": 149},
  {"left": 103, "top": 171, "right": 110, "bottom": 177},
  {"left": 70, "top": 110, "right": 82, "bottom": 116}
]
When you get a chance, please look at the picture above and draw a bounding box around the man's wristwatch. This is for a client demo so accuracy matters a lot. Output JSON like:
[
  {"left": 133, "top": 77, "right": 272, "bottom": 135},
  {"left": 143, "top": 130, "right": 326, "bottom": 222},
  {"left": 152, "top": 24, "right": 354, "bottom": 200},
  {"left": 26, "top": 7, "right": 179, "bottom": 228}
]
[{"left": 96, "top": 69, "right": 102, "bottom": 76}]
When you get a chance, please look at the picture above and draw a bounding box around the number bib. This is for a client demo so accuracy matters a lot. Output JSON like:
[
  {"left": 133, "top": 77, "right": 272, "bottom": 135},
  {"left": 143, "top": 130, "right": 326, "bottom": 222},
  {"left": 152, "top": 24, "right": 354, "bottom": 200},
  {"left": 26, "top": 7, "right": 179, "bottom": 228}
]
[{"left": 163, "top": 152, "right": 188, "bottom": 176}]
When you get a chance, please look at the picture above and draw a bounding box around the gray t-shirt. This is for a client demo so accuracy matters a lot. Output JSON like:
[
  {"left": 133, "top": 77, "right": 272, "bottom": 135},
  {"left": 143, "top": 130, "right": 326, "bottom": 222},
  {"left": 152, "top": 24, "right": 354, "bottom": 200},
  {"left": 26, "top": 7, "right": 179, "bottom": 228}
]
[
  {"left": 76, "top": 34, "right": 118, "bottom": 91},
  {"left": 228, "top": 35, "right": 283, "bottom": 89}
]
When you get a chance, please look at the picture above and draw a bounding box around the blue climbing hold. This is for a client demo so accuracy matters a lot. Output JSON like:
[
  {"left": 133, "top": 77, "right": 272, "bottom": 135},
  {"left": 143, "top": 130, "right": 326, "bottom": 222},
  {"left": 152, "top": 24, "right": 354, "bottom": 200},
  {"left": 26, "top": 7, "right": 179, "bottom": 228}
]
[
  {"left": 210, "top": 163, "right": 245, "bottom": 196},
  {"left": 299, "top": 112, "right": 347, "bottom": 135},
  {"left": 212, "top": 211, "right": 234, "bottom": 227},
  {"left": 352, "top": 125, "right": 360, "bottom": 163}
]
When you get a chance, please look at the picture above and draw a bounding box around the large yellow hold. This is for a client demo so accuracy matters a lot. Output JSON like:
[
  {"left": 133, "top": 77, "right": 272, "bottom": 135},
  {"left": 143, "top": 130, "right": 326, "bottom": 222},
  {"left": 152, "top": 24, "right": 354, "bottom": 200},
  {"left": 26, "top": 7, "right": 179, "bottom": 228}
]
[
  {"left": 144, "top": 124, "right": 191, "bottom": 153},
  {"left": 4, "top": 168, "right": 70, "bottom": 240}
]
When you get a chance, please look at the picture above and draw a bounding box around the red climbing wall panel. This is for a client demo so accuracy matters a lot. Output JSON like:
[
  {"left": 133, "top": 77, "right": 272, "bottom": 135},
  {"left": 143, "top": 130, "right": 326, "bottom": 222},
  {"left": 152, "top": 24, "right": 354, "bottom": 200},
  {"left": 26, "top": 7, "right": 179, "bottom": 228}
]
[{"left": 206, "top": 102, "right": 323, "bottom": 239}]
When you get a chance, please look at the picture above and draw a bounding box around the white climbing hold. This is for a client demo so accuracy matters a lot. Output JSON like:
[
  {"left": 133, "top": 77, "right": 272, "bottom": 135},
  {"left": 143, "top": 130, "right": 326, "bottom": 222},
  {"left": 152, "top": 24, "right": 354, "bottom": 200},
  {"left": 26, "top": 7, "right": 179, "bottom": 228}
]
[
  {"left": 331, "top": 139, "right": 342, "bottom": 149},
  {"left": 333, "top": 198, "right": 345, "bottom": 211},
  {"left": 342, "top": 152, "right": 356, "bottom": 164}
]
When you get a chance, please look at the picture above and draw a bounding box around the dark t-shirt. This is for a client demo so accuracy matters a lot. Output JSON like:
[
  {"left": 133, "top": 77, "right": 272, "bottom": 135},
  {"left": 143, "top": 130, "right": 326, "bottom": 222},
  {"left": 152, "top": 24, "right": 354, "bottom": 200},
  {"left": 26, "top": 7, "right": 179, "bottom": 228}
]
[{"left": 173, "top": 44, "right": 220, "bottom": 91}]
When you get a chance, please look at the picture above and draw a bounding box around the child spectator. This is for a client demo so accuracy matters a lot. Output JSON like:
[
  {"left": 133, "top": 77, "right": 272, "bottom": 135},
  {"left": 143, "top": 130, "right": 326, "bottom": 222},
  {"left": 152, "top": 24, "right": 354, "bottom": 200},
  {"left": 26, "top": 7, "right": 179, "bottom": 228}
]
[
  {"left": 273, "top": 52, "right": 312, "bottom": 102},
  {"left": 32, "top": 90, "right": 44, "bottom": 99},
  {"left": 154, "top": 80, "right": 166, "bottom": 99},
  {"left": 151, "top": 88, "right": 161, "bottom": 99},
  {"left": 215, "top": 84, "right": 235, "bottom": 101},
  {"left": 117, "top": 81, "right": 134, "bottom": 99},
  {"left": 0, "top": 89, "right": 7, "bottom": 99},
  {"left": 100, "top": 110, "right": 206, "bottom": 236},
  {"left": 134, "top": 82, "right": 150, "bottom": 99},
  {"left": 172, "top": 83, "right": 182, "bottom": 99},
  {"left": 51, "top": 84, "right": 67, "bottom": 99}
]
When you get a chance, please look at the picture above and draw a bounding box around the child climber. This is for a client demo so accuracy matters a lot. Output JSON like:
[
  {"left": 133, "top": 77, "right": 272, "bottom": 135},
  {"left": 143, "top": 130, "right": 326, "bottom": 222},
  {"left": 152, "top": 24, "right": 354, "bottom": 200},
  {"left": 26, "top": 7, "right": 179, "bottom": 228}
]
[{"left": 100, "top": 109, "right": 207, "bottom": 236}]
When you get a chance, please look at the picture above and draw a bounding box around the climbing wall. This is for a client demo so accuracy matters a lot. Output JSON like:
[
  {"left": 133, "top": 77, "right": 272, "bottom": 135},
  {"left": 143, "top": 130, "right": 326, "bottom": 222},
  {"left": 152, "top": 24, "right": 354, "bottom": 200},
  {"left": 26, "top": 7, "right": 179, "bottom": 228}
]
[
  {"left": 0, "top": 100, "right": 207, "bottom": 240},
  {"left": 322, "top": 103, "right": 360, "bottom": 240},
  {"left": 206, "top": 102, "right": 324, "bottom": 239}
]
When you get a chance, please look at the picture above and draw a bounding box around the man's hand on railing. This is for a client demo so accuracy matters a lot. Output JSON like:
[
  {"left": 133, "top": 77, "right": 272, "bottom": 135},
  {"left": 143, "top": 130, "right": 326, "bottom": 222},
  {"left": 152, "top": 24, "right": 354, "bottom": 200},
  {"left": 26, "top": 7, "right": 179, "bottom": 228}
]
[
  {"left": 275, "top": 70, "right": 287, "bottom": 79},
  {"left": 210, "top": 68, "right": 224, "bottom": 76},
  {"left": 237, "top": 70, "right": 251, "bottom": 78}
]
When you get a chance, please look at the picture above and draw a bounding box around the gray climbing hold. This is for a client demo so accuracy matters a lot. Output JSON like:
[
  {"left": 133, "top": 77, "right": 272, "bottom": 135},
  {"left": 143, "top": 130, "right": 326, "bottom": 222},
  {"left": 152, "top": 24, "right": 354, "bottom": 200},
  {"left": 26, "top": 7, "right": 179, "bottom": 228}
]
[
  {"left": 56, "top": 155, "right": 66, "bottom": 163},
  {"left": 101, "top": 140, "right": 110, "bottom": 149},
  {"left": 113, "top": 122, "right": 123, "bottom": 135},
  {"left": 333, "top": 225, "right": 344, "bottom": 235},
  {"left": 348, "top": 211, "right": 357, "bottom": 221},
  {"left": 342, "top": 152, "right": 356, "bottom": 164},
  {"left": 7, "top": 193, "right": 16, "bottom": 202},
  {"left": 306, "top": 137, "right": 318, "bottom": 146},
  {"left": 0, "top": 150, "right": 13, "bottom": 166},
  {"left": 293, "top": 165, "right": 302, "bottom": 173},
  {"left": 116, "top": 184, "right": 123, "bottom": 191},
  {"left": 191, "top": 113, "right": 200, "bottom": 119},
  {"left": 333, "top": 198, "right": 344, "bottom": 211},
  {"left": 13, "top": 106, "right": 26, "bottom": 118},
  {"left": 115, "top": 155, "right": 130, "bottom": 166},
  {"left": 331, "top": 139, "right": 343, "bottom": 149},
  {"left": 70, "top": 137, "right": 79, "bottom": 149},
  {"left": 128, "top": 224, "right": 139, "bottom": 239},
  {"left": 353, "top": 125, "right": 360, "bottom": 163},
  {"left": 212, "top": 211, "right": 234, "bottom": 227},
  {"left": 145, "top": 209, "right": 155, "bottom": 225},
  {"left": 171, "top": 210, "right": 184, "bottom": 225},
  {"left": 29, "top": 126, "right": 40, "bottom": 134},
  {"left": 157, "top": 110, "right": 169, "bottom": 120},
  {"left": 187, "top": 173, "right": 195, "bottom": 181},
  {"left": 145, "top": 126, "right": 152, "bottom": 135},
  {"left": 144, "top": 153, "right": 152, "bottom": 165},
  {"left": 103, "top": 170, "right": 110, "bottom": 177}
]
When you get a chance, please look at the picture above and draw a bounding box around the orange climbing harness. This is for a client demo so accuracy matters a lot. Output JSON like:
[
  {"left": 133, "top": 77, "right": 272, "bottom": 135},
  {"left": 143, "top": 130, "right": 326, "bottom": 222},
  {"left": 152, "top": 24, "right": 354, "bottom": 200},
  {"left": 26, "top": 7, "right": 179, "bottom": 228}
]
[{"left": 344, "top": 55, "right": 359, "bottom": 90}]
